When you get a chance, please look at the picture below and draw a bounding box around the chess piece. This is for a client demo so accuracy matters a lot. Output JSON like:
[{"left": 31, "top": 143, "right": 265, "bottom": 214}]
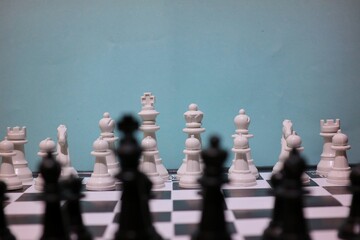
[
  {"left": 0, "top": 138, "right": 23, "bottom": 190},
  {"left": 179, "top": 135, "right": 202, "bottom": 188},
  {"left": 99, "top": 112, "right": 120, "bottom": 177},
  {"left": 62, "top": 176, "right": 92, "bottom": 240},
  {"left": 6, "top": 126, "right": 33, "bottom": 183},
  {"left": 317, "top": 119, "right": 340, "bottom": 177},
  {"left": 279, "top": 149, "right": 311, "bottom": 240},
  {"left": 115, "top": 115, "right": 163, "bottom": 240},
  {"left": 86, "top": 137, "right": 116, "bottom": 191},
  {"left": 140, "top": 136, "right": 165, "bottom": 189},
  {"left": 40, "top": 152, "right": 70, "bottom": 240},
  {"left": 262, "top": 171, "right": 284, "bottom": 240},
  {"left": 0, "top": 181, "right": 16, "bottom": 240},
  {"left": 139, "top": 92, "right": 169, "bottom": 180},
  {"left": 338, "top": 164, "right": 360, "bottom": 239},
  {"left": 56, "top": 125, "right": 78, "bottom": 178},
  {"left": 273, "top": 120, "right": 293, "bottom": 173},
  {"left": 229, "top": 109, "right": 259, "bottom": 178},
  {"left": 35, "top": 138, "right": 58, "bottom": 191},
  {"left": 228, "top": 134, "right": 257, "bottom": 187},
  {"left": 327, "top": 130, "right": 351, "bottom": 185},
  {"left": 177, "top": 103, "right": 205, "bottom": 180},
  {"left": 192, "top": 136, "right": 231, "bottom": 240}
]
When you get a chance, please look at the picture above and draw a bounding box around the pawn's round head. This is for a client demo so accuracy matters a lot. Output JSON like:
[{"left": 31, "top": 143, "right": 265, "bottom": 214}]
[
  {"left": 40, "top": 152, "right": 62, "bottom": 183},
  {"left": 283, "top": 149, "right": 306, "bottom": 180}
]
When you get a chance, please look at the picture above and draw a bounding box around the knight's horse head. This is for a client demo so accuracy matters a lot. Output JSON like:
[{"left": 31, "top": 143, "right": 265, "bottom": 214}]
[{"left": 57, "top": 125, "right": 67, "bottom": 146}]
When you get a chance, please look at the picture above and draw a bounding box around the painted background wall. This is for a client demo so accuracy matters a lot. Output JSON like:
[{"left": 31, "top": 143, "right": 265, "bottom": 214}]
[{"left": 0, "top": 0, "right": 359, "bottom": 171}]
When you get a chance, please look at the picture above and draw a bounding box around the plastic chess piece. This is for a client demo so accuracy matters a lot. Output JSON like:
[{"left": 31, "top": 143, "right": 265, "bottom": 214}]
[
  {"left": 115, "top": 115, "right": 163, "bottom": 240},
  {"left": 228, "top": 134, "right": 257, "bottom": 187},
  {"left": 40, "top": 152, "right": 70, "bottom": 240},
  {"left": 99, "top": 112, "right": 120, "bottom": 177},
  {"left": 0, "top": 181, "right": 16, "bottom": 240},
  {"left": 317, "top": 119, "right": 340, "bottom": 177},
  {"left": 229, "top": 109, "right": 258, "bottom": 178},
  {"left": 327, "top": 130, "right": 351, "bottom": 185},
  {"left": 177, "top": 103, "right": 205, "bottom": 180},
  {"left": 86, "top": 137, "right": 116, "bottom": 191},
  {"left": 35, "top": 138, "right": 58, "bottom": 191},
  {"left": 179, "top": 135, "right": 202, "bottom": 188},
  {"left": 272, "top": 120, "right": 293, "bottom": 173},
  {"left": 56, "top": 125, "right": 78, "bottom": 178},
  {"left": 6, "top": 126, "right": 33, "bottom": 183},
  {"left": 192, "top": 136, "right": 231, "bottom": 240},
  {"left": 338, "top": 164, "right": 360, "bottom": 239},
  {"left": 138, "top": 92, "right": 169, "bottom": 180},
  {"left": 140, "top": 136, "right": 165, "bottom": 189},
  {"left": 62, "top": 175, "right": 92, "bottom": 240},
  {"left": 279, "top": 149, "right": 311, "bottom": 240},
  {"left": 0, "top": 138, "right": 23, "bottom": 190}
]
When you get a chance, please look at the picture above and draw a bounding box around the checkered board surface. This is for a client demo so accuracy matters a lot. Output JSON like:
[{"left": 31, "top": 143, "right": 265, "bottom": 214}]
[{"left": 4, "top": 171, "right": 351, "bottom": 240}]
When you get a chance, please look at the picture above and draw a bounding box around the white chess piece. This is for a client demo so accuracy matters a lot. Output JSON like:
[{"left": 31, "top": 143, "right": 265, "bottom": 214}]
[
  {"left": 6, "top": 127, "right": 33, "bottom": 183},
  {"left": 138, "top": 92, "right": 169, "bottom": 180},
  {"left": 56, "top": 125, "right": 78, "bottom": 178},
  {"left": 0, "top": 138, "right": 23, "bottom": 190},
  {"left": 327, "top": 130, "right": 351, "bottom": 185},
  {"left": 179, "top": 135, "right": 202, "bottom": 189},
  {"left": 273, "top": 120, "right": 293, "bottom": 173},
  {"left": 228, "top": 134, "right": 257, "bottom": 187},
  {"left": 86, "top": 137, "right": 116, "bottom": 191},
  {"left": 317, "top": 119, "right": 340, "bottom": 177},
  {"left": 177, "top": 103, "right": 205, "bottom": 180},
  {"left": 35, "top": 138, "right": 58, "bottom": 191},
  {"left": 99, "top": 112, "right": 120, "bottom": 177},
  {"left": 229, "top": 109, "right": 259, "bottom": 178},
  {"left": 140, "top": 136, "right": 165, "bottom": 189}
]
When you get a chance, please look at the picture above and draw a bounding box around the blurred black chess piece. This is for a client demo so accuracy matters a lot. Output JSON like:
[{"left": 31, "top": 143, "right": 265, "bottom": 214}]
[
  {"left": 0, "top": 181, "right": 16, "bottom": 240},
  {"left": 114, "top": 115, "right": 163, "bottom": 240},
  {"left": 40, "top": 152, "right": 70, "bottom": 240},
  {"left": 192, "top": 136, "right": 231, "bottom": 240},
  {"left": 62, "top": 175, "right": 93, "bottom": 240},
  {"left": 338, "top": 164, "right": 360, "bottom": 239}
]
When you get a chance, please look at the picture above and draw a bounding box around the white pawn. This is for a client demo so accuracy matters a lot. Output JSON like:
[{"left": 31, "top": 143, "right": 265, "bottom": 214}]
[
  {"left": 99, "top": 112, "right": 120, "bottom": 177},
  {"left": 273, "top": 120, "right": 293, "bottom": 173},
  {"left": 177, "top": 103, "right": 205, "bottom": 180},
  {"left": 35, "top": 138, "right": 58, "bottom": 191},
  {"left": 228, "top": 134, "right": 257, "bottom": 187},
  {"left": 6, "top": 127, "right": 33, "bottom": 183},
  {"left": 86, "top": 137, "right": 116, "bottom": 191},
  {"left": 179, "top": 135, "right": 202, "bottom": 189},
  {"left": 317, "top": 119, "right": 340, "bottom": 177},
  {"left": 56, "top": 125, "right": 78, "bottom": 178},
  {"left": 140, "top": 136, "right": 165, "bottom": 189},
  {"left": 0, "top": 138, "right": 23, "bottom": 190},
  {"left": 327, "top": 130, "right": 351, "bottom": 185},
  {"left": 229, "top": 109, "right": 259, "bottom": 178}
]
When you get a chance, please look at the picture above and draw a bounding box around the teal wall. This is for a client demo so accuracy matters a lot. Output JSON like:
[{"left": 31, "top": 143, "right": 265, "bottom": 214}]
[{"left": 0, "top": 1, "right": 360, "bottom": 171}]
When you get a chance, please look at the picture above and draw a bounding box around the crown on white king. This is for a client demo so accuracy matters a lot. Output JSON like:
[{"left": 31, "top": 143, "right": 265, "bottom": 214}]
[
  {"left": 7, "top": 126, "right": 26, "bottom": 140},
  {"left": 320, "top": 119, "right": 340, "bottom": 133}
]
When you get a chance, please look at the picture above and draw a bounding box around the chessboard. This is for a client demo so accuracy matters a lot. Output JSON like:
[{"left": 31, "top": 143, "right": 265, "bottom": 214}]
[{"left": 4, "top": 170, "right": 350, "bottom": 240}]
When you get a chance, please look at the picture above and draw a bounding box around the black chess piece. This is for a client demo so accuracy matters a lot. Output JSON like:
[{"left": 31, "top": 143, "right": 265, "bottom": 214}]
[
  {"left": 114, "top": 115, "right": 163, "bottom": 240},
  {"left": 62, "top": 175, "right": 93, "bottom": 240},
  {"left": 0, "top": 181, "right": 16, "bottom": 240},
  {"left": 262, "top": 171, "right": 284, "bottom": 240},
  {"left": 40, "top": 152, "right": 70, "bottom": 240},
  {"left": 338, "top": 164, "right": 360, "bottom": 239},
  {"left": 279, "top": 149, "right": 311, "bottom": 240},
  {"left": 191, "top": 136, "right": 231, "bottom": 240}
]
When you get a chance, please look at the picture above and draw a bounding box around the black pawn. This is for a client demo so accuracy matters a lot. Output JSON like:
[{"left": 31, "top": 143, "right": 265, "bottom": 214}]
[
  {"left": 115, "top": 115, "right": 163, "bottom": 240},
  {"left": 192, "top": 136, "right": 231, "bottom": 240},
  {"left": 338, "top": 164, "right": 360, "bottom": 239},
  {"left": 262, "top": 171, "right": 284, "bottom": 240},
  {"left": 40, "top": 152, "right": 69, "bottom": 240},
  {"left": 62, "top": 175, "right": 92, "bottom": 240},
  {"left": 0, "top": 181, "right": 16, "bottom": 240},
  {"left": 279, "top": 149, "right": 311, "bottom": 240}
]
